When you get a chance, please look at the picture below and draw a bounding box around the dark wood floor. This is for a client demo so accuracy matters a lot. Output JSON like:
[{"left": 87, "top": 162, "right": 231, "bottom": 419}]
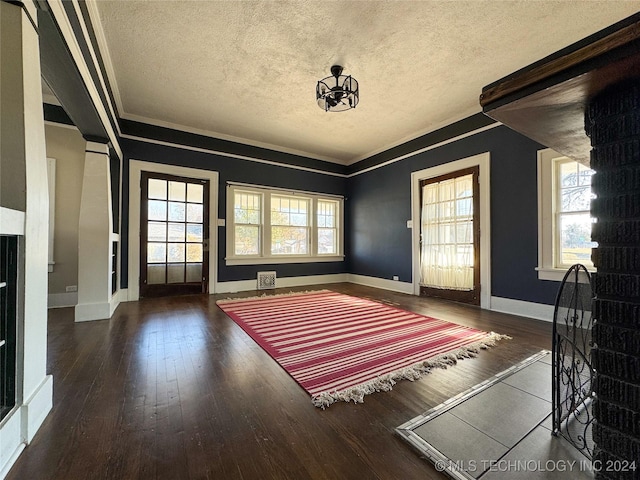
[{"left": 8, "top": 283, "right": 552, "bottom": 480}]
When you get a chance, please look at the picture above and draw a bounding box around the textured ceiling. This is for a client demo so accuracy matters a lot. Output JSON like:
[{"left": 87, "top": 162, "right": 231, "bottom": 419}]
[{"left": 92, "top": 1, "right": 640, "bottom": 165}]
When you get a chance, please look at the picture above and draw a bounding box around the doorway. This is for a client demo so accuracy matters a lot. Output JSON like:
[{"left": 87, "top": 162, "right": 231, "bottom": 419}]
[
  {"left": 140, "top": 172, "right": 210, "bottom": 297},
  {"left": 419, "top": 166, "right": 480, "bottom": 305}
]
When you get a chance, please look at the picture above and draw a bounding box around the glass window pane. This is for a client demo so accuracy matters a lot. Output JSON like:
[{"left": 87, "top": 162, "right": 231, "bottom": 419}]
[
  {"left": 186, "top": 263, "right": 202, "bottom": 283},
  {"left": 456, "top": 198, "right": 472, "bottom": 217},
  {"left": 148, "top": 179, "right": 167, "bottom": 200},
  {"left": 148, "top": 222, "right": 166, "bottom": 242},
  {"left": 455, "top": 175, "right": 473, "bottom": 198},
  {"left": 578, "top": 164, "right": 595, "bottom": 186},
  {"left": 186, "top": 224, "right": 203, "bottom": 242},
  {"left": 148, "top": 200, "right": 167, "bottom": 221},
  {"left": 235, "top": 192, "right": 261, "bottom": 225},
  {"left": 167, "top": 243, "right": 185, "bottom": 262},
  {"left": 187, "top": 204, "right": 203, "bottom": 223},
  {"left": 147, "top": 243, "right": 166, "bottom": 263},
  {"left": 439, "top": 223, "right": 454, "bottom": 244},
  {"left": 271, "top": 226, "right": 308, "bottom": 255},
  {"left": 559, "top": 213, "right": 596, "bottom": 266},
  {"left": 318, "top": 201, "right": 336, "bottom": 228},
  {"left": 168, "top": 202, "right": 185, "bottom": 221},
  {"left": 439, "top": 201, "right": 454, "bottom": 220},
  {"left": 187, "top": 183, "right": 203, "bottom": 203},
  {"left": 291, "top": 213, "right": 308, "bottom": 226},
  {"left": 167, "top": 263, "right": 185, "bottom": 283},
  {"left": 147, "top": 264, "right": 166, "bottom": 284},
  {"left": 318, "top": 228, "right": 336, "bottom": 254},
  {"left": 186, "top": 244, "right": 203, "bottom": 262},
  {"left": 235, "top": 226, "right": 260, "bottom": 255},
  {"left": 561, "top": 186, "right": 592, "bottom": 212},
  {"left": 456, "top": 222, "right": 472, "bottom": 244},
  {"left": 271, "top": 196, "right": 309, "bottom": 226},
  {"left": 168, "top": 223, "right": 185, "bottom": 242},
  {"left": 168, "top": 181, "right": 186, "bottom": 201},
  {"left": 560, "top": 161, "right": 578, "bottom": 187}
]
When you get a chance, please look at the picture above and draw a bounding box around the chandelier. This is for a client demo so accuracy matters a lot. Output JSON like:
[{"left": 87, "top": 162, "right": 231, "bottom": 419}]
[{"left": 316, "top": 65, "right": 359, "bottom": 112}]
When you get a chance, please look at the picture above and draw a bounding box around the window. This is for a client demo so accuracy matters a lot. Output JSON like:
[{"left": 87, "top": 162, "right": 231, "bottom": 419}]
[
  {"left": 271, "top": 195, "right": 309, "bottom": 255},
  {"left": 234, "top": 191, "right": 261, "bottom": 256},
  {"left": 226, "top": 184, "right": 343, "bottom": 264},
  {"left": 537, "top": 149, "right": 596, "bottom": 281},
  {"left": 317, "top": 200, "right": 338, "bottom": 255}
]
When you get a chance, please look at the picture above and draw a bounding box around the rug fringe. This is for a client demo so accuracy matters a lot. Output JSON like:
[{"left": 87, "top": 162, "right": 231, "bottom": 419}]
[
  {"left": 216, "top": 289, "right": 331, "bottom": 304},
  {"left": 311, "top": 332, "right": 511, "bottom": 409}
]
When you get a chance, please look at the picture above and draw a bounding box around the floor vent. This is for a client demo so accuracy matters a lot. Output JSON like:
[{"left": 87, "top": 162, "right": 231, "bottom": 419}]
[{"left": 257, "top": 271, "right": 276, "bottom": 290}]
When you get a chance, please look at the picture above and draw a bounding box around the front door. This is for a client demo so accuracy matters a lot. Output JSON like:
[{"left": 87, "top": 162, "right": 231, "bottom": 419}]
[
  {"left": 419, "top": 166, "right": 480, "bottom": 305},
  {"left": 140, "top": 172, "right": 209, "bottom": 297}
]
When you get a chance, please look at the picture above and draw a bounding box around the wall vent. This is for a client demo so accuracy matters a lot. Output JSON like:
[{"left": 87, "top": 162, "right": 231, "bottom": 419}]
[{"left": 257, "top": 271, "right": 276, "bottom": 290}]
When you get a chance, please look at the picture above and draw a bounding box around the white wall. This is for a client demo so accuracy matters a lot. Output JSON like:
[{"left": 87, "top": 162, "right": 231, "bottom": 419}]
[{"left": 44, "top": 124, "right": 86, "bottom": 307}]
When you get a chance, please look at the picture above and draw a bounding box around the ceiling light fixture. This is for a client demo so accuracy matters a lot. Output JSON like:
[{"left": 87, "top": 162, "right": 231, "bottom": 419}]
[{"left": 316, "top": 65, "right": 359, "bottom": 112}]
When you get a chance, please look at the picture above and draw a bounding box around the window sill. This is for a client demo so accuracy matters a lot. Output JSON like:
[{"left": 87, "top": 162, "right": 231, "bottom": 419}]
[
  {"left": 536, "top": 267, "right": 596, "bottom": 282},
  {"left": 226, "top": 255, "right": 344, "bottom": 266}
]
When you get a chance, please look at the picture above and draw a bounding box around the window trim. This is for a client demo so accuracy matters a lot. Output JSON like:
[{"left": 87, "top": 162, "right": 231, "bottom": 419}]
[
  {"left": 225, "top": 183, "right": 344, "bottom": 265},
  {"left": 537, "top": 149, "right": 596, "bottom": 281}
]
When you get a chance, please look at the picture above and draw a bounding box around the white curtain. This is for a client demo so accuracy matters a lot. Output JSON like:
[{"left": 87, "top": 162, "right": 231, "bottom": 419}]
[{"left": 420, "top": 174, "right": 474, "bottom": 291}]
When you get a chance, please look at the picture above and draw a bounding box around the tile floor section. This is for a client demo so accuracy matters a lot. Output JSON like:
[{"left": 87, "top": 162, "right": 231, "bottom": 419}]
[{"left": 396, "top": 351, "right": 594, "bottom": 479}]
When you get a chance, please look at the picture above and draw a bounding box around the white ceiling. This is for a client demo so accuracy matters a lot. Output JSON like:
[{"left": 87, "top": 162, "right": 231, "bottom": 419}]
[{"left": 91, "top": 1, "right": 640, "bottom": 165}]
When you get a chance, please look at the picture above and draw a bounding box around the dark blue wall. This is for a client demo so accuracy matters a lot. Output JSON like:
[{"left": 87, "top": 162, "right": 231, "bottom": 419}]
[
  {"left": 120, "top": 138, "right": 347, "bottom": 287},
  {"left": 119, "top": 122, "right": 562, "bottom": 306},
  {"left": 347, "top": 125, "right": 560, "bottom": 305}
]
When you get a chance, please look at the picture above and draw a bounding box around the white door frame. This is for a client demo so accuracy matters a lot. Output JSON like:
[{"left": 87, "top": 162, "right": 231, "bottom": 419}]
[
  {"left": 411, "top": 152, "right": 491, "bottom": 309},
  {"left": 128, "top": 160, "right": 219, "bottom": 301}
]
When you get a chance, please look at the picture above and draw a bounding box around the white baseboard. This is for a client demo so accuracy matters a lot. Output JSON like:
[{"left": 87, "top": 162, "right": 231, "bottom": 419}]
[
  {"left": 116, "top": 288, "right": 129, "bottom": 304},
  {"left": 215, "top": 273, "right": 348, "bottom": 294},
  {"left": 74, "top": 289, "right": 127, "bottom": 321},
  {"left": 0, "top": 375, "right": 53, "bottom": 480},
  {"left": 47, "top": 292, "right": 77, "bottom": 308},
  {"left": 490, "top": 296, "right": 554, "bottom": 322},
  {"left": 75, "top": 301, "right": 111, "bottom": 322},
  {"left": 0, "top": 410, "right": 24, "bottom": 480},
  {"left": 347, "top": 274, "right": 414, "bottom": 294},
  {"left": 23, "top": 375, "right": 53, "bottom": 443}
]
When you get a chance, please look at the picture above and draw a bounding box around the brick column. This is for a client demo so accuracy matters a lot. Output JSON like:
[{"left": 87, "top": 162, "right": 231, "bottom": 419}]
[{"left": 588, "top": 81, "right": 640, "bottom": 480}]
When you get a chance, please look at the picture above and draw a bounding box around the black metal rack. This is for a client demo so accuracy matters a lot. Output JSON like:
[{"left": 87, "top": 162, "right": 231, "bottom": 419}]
[{"left": 552, "top": 264, "right": 595, "bottom": 459}]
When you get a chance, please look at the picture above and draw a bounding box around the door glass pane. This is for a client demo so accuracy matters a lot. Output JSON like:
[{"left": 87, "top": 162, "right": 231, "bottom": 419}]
[
  {"left": 420, "top": 173, "right": 475, "bottom": 291},
  {"left": 148, "top": 200, "right": 167, "bottom": 221},
  {"left": 148, "top": 222, "right": 166, "bottom": 242},
  {"left": 187, "top": 204, "right": 203, "bottom": 223},
  {"left": 186, "top": 244, "right": 203, "bottom": 262},
  {"left": 168, "top": 181, "right": 186, "bottom": 201},
  {"left": 186, "top": 224, "right": 203, "bottom": 242},
  {"left": 167, "top": 263, "right": 185, "bottom": 283},
  {"left": 168, "top": 202, "right": 185, "bottom": 221},
  {"left": 147, "top": 264, "right": 166, "bottom": 284},
  {"left": 186, "top": 263, "right": 202, "bottom": 283},
  {"left": 167, "top": 243, "right": 185, "bottom": 262},
  {"left": 187, "top": 183, "right": 203, "bottom": 203},
  {"left": 148, "top": 179, "right": 167, "bottom": 199},
  {"left": 143, "top": 175, "right": 208, "bottom": 294},
  {"left": 167, "top": 223, "right": 185, "bottom": 242},
  {"left": 147, "top": 243, "right": 166, "bottom": 263}
]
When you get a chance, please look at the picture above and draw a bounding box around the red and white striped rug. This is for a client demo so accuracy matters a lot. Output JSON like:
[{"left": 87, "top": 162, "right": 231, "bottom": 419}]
[{"left": 217, "top": 290, "right": 508, "bottom": 408}]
